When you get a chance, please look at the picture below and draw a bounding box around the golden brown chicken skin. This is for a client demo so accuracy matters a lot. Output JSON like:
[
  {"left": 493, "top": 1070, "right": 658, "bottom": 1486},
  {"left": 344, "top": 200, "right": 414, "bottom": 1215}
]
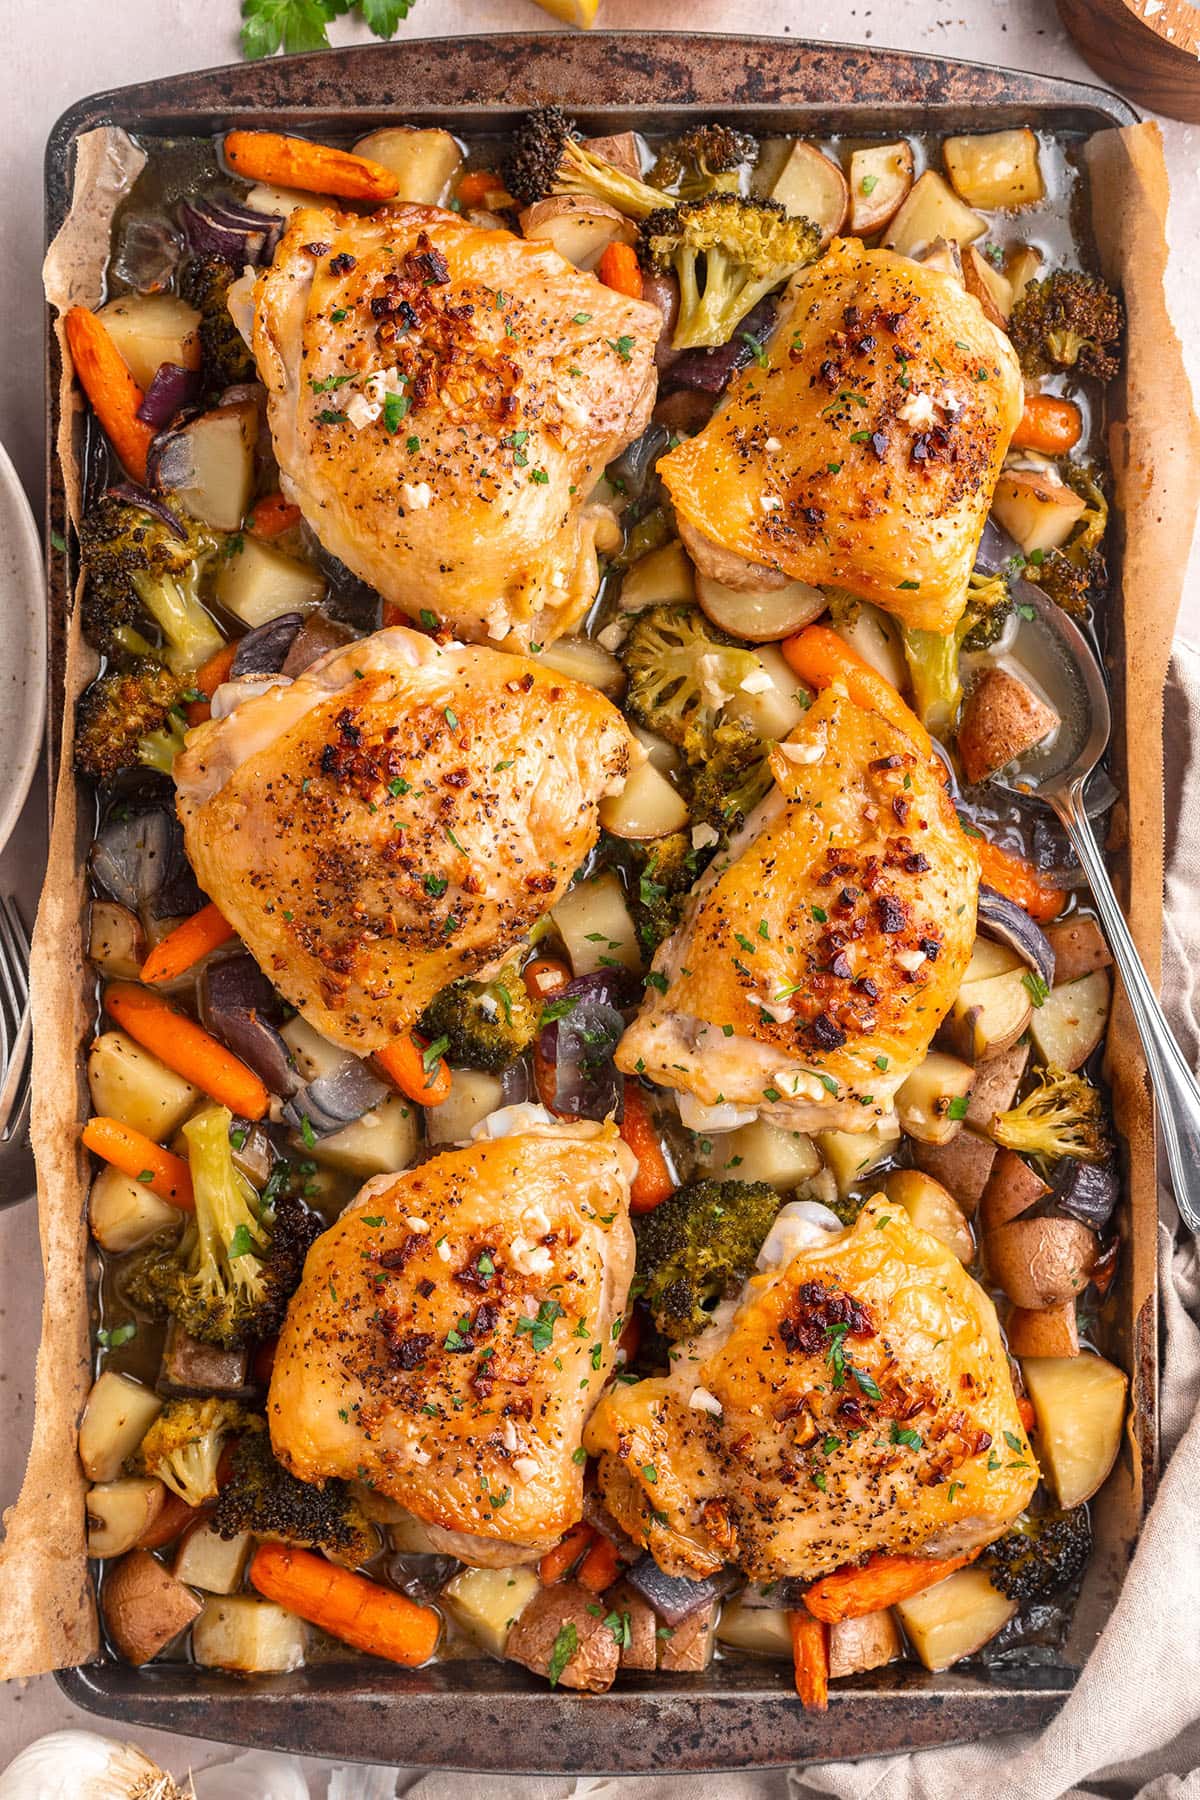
[
  {"left": 252, "top": 204, "right": 661, "bottom": 650},
  {"left": 174, "top": 627, "right": 634, "bottom": 1056},
  {"left": 657, "top": 239, "right": 1022, "bottom": 633},
  {"left": 586, "top": 1197, "right": 1038, "bottom": 1581},
  {"left": 615, "top": 683, "right": 978, "bottom": 1133},
  {"left": 269, "top": 1122, "right": 636, "bottom": 1560}
]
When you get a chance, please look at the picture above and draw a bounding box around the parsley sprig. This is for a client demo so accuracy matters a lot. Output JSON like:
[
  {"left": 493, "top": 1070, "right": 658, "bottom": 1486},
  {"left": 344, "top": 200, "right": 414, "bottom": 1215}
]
[{"left": 241, "top": 0, "right": 416, "bottom": 59}]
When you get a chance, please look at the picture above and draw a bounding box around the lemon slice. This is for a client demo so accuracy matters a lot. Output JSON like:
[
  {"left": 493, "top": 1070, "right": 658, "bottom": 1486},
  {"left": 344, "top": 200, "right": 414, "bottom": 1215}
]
[{"left": 528, "top": 0, "right": 600, "bottom": 26}]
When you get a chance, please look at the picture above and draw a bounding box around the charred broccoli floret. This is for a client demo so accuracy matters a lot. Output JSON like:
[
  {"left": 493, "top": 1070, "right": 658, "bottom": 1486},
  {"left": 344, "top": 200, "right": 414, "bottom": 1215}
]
[
  {"left": 1009, "top": 270, "right": 1123, "bottom": 383},
  {"left": 180, "top": 253, "right": 257, "bottom": 390},
  {"left": 903, "top": 567, "right": 1013, "bottom": 734},
  {"left": 503, "top": 106, "right": 664, "bottom": 217},
  {"left": 638, "top": 195, "right": 821, "bottom": 349},
  {"left": 650, "top": 124, "right": 758, "bottom": 200},
  {"left": 621, "top": 604, "right": 761, "bottom": 762},
  {"left": 74, "top": 661, "right": 191, "bottom": 783},
  {"left": 691, "top": 716, "right": 775, "bottom": 835},
  {"left": 211, "top": 1427, "right": 376, "bottom": 1564},
  {"left": 634, "top": 1178, "right": 781, "bottom": 1341},
  {"left": 983, "top": 1508, "right": 1092, "bottom": 1603},
  {"left": 80, "top": 490, "right": 223, "bottom": 672},
  {"left": 135, "top": 1398, "right": 258, "bottom": 1507},
  {"left": 417, "top": 960, "right": 538, "bottom": 1073},
  {"left": 629, "top": 831, "right": 708, "bottom": 957},
  {"left": 127, "top": 1105, "right": 323, "bottom": 1346},
  {"left": 992, "top": 1066, "right": 1109, "bottom": 1165},
  {"left": 1023, "top": 467, "right": 1108, "bottom": 620}
]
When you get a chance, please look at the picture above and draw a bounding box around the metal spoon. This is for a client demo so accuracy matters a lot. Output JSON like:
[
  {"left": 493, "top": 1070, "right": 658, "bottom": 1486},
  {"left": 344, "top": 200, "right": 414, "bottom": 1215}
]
[{"left": 989, "top": 573, "right": 1200, "bottom": 1236}]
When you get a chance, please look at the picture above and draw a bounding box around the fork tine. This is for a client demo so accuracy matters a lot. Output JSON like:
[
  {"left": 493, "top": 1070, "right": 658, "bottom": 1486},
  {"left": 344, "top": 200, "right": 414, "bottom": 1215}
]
[
  {"left": 0, "top": 897, "right": 29, "bottom": 1006},
  {"left": 0, "top": 1007, "right": 30, "bottom": 1141},
  {"left": 0, "top": 907, "right": 22, "bottom": 1029}
]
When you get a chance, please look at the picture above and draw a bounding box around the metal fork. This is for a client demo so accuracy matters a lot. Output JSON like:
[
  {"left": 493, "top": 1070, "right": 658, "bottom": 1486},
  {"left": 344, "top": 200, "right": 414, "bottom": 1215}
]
[{"left": 0, "top": 897, "right": 33, "bottom": 1202}]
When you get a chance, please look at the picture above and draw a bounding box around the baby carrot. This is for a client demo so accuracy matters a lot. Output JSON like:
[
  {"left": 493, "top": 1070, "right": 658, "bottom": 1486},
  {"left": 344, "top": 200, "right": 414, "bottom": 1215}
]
[
  {"left": 577, "top": 1533, "right": 622, "bottom": 1595},
  {"left": 64, "top": 307, "right": 156, "bottom": 482},
  {"left": 250, "top": 492, "right": 302, "bottom": 539},
  {"left": 249, "top": 1542, "right": 440, "bottom": 1666},
  {"left": 538, "top": 1522, "right": 595, "bottom": 1586},
  {"left": 223, "top": 131, "right": 399, "bottom": 202},
  {"left": 140, "top": 903, "right": 236, "bottom": 986},
  {"left": 803, "top": 1548, "right": 980, "bottom": 1624},
  {"left": 456, "top": 169, "right": 511, "bottom": 208},
  {"left": 82, "top": 1115, "right": 194, "bottom": 1211},
  {"left": 596, "top": 241, "right": 643, "bottom": 300},
  {"left": 136, "top": 1491, "right": 199, "bottom": 1551},
  {"left": 103, "top": 981, "right": 270, "bottom": 1121},
  {"left": 522, "top": 956, "right": 571, "bottom": 1003},
  {"left": 974, "top": 837, "right": 1067, "bottom": 922},
  {"left": 781, "top": 624, "right": 934, "bottom": 762},
  {"left": 185, "top": 640, "right": 239, "bottom": 726},
  {"left": 1012, "top": 392, "right": 1082, "bottom": 456},
  {"left": 789, "top": 1610, "right": 829, "bottom": 1712},
  {"left": 620, "top": 1084, "right": 675, "bottom": 1214},
  {"left": 375, "top": 1031, "right": 452, "bottom": 1107}
]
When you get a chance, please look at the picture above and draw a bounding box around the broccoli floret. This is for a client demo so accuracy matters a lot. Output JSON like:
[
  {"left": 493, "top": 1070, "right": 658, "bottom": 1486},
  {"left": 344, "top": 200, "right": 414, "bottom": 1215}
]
[
  {"left": 417, "top": 960, "right": 538, "bottom": 1073},
  {"left": 135, "top": 1398, "right": 258, "bottom": 1507},
  {"left": 634, "top": 1178, "right": 781, "bottom": 1341},
  {"left": 211, "top": 1427, "right": 376, "bottom": 1564},
  {"left": 650, "top": 124, "right": 759, "bottom": 200},
  {"left": 992, "top": 1066, "right": 1109, "bottom": 1165},
  {"left": 638, "top": 195, "right": 821, "bottom": 350},
  {"left": 1023, "top": 467, "right": 1108, "bottom": 620},
  {"left": 180, "top": 254, "right": 257, "bottom": 390},
  {"left": 983, "top": 1508, "right": 1091, "bottom": 1603},
  {"left": 80, "top": 490, "right": 223, "bottom": 673},
  {"left": 691, "top": 716, "right": 775, "bottom": 836},
  {"left": 128, "top": 1105, "right": 323, "bottom": 1347},
  {"left": 1009, "top": 270, "right": 1123, "bottom": 384},
  {"left": 74, "top": 661, "right": 191, "bottom": 783},
  {"left": 629, "top": 831, "right": 707, "bottom": 956},
  {"left": 902, "top": 567, "right": 1013, "bottom": 735},
  {"left": 503, "top": 106, "right": 665, "bottom": 217},
  {"left": 621, "top": 604, "right": 761, "bottom": 762}
]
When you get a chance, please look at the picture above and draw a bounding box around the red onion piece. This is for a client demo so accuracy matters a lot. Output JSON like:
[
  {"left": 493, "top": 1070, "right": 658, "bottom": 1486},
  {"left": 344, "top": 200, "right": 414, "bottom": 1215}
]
[{"left": 136, "top": 362, "right": 202, "bottom": 427}]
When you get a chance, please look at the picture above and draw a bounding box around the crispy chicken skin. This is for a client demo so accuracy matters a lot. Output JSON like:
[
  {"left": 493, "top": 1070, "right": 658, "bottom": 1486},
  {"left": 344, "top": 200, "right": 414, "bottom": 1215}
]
[
  {"left": 586, "top": 1197, "right": 1037, "bottom": 1580},
  {"left": 615, "top": 684, "right": 978, "bottom": 1133},
  {"left": 657, "top": 239, "right": 1022, "bottom": 633},
  {"left": 174, "top": 626, "right": 634, "bottom": 1056},
  {"left": 252, "top": 204, "right": 661, "bottom": 650},
  {"left": 268, "top": 1122, "right": 636, "bottom": 1559}
]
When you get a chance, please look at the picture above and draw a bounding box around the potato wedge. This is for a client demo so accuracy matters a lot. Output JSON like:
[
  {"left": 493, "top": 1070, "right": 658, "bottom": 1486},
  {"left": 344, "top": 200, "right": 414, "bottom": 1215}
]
[
  {"left": 978, "top": 1148, "right": 1050, "bottom": 1235},
  {"left": 102, "top": 1548, "right": 203, "bottom": 1666},
  {"left": 583, "top": 132, "right": 643, "bottom": 182},
  {"left": 896, "top": 1565, "right": 1016, "bottom": 1671},
  {"left": 352, "top": 127, "right": 462, "bottom": 204},
  {"left": 295, "top": 1095, "right": 420, "bottom": 1180},
  {"left": 79, "top": 1371, "right": 163, "bottom": 1484},
  {"left": 174, "top": 1521, "right": 254, "bottom": 1595},
  {"left": 830, "top": 600, "right": 907, "bottom": 691},
  {"left": 944, "top": 129, "right": 1044, "bottom": 211},
  {"left": 990, "top": 470, "right": 1087, "bottom": 557},
  {"left": 962, "top": 244, "right": 1014, "bottom": 327},
  {"left": 965, "top": 1039, "right": 1029, "bottom": 1132},
  {"left": 848, "top": 142, "right": 914, "bottom": 236},
  {"left": 620, "top": 541, "right": 695, "bottom": 611},
  {"left": 1006, "top": 244, "right": 1043, "bottom": 306},
  {"left": 817, "top": 1118, "right": 900, "bottom": 1200},
  {"left": 552, "top": 872, "right": 641, "bottom": 976},
  {"left": 695, "top": 569, "right": 827, "bottom": 643},
  {"left": 724, "top": 645, "right": 811, "bottom": 742},
  {"left": 770, "top": 142, "right": 849, "bottom": 243},
  {"left": 96, "top": 294, "right": 202, "bottom": 390},
  {"left": 944, "top": 967, "right": 1033, "bottom": 1064},
  {"left": 1043, "top": 917, "right": 1112, "bottom": 987},
  {"left": 87, "top": 1477, "right": 167, "bottom": 1559},
  {"left": 426, "top": 1069, "right": 505, "bottom": 1147},
  {"left": 193, "top": 1595, "right": 306, "bottom": 1673},
  {"left": 1021, "top": 1351, "right": 1127, "bottom": 1506},
  {"left": 896, "top": 1051, "right": 975, "bottom": 1146},
  {"left": 1006, "top": 1300, "right": 1080, "bottom": 1359},
  {"left": 88, "top": 1029, "right": 200, "bottom": 1143},
  {"left": 715, "top": 1599, "right": 792, "bottom": 1659},
  {"left": 520, "top": 196, "right": 635, "bottom": 271},
  {"left": 884, "top": 170, "right": 986, "bottom": 258},
  {"left": 986, "top": 1215, "right": 1096, "bottom": 1309},
  {"left": 89, "top": 1164, "right": 185, "bottom": 1255},
  {"left": 538, "top": 635, "right": 624, "bottom": 698},
  {"left": 963, "top": 937, "right": 1025, "bottom": 984},
  {"left": 659, "top": 1601, "right": 717, "bottom": 1673},
  {"left": 914, "top": 1130, "right": 997, "bottom": 1216},
  {"left": 1030, "top": 970, "right": 1111, "bottom": 1072},
  {"left": 884, "top": 1168, "right": 973, "bottom": 1263},
  {"left": 88, "top": 902, "right": 146, "bottom": 981},
  {"left": 920, "top": 238, "right": 963, "bottom": 283},
  {"left": 441, "top": 1563, "right": 542, "bottom": 1659},
  {"left": 215, "top": 534, "right": 326, "bottom": 630},
  {"left": 599, "top": 760, "right": 690, "bottom": 840},
  {"left": 958, "top": 666, "right": 1060, "bottom": 786},
  {"left": 700, "top": 1118, "right": 820, "bottom": 1188},
  {"left": 154, "top": 401, "right": 257, "bottom": 536},
  {"left": 158, "top": 1321, "right": 252, "bottom": 1399},
  {"left": 828, "top": 1608, "right": 902, "bottom": 1678}
]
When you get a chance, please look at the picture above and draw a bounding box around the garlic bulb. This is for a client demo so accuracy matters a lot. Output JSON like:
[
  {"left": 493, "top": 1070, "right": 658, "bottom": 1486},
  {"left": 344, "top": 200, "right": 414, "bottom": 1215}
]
[{"left": 0, "top": 1731, "right": 192, "bottom": 1800}]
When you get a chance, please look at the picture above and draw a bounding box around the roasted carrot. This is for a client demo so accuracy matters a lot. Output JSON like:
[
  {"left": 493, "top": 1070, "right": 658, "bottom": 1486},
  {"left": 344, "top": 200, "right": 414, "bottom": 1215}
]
[
  {"left": 597, "top": 241, "right": 643, "bottom": 300},
  {"left": 620, "top": 1084, "right": 675, "bottom": 1214},
  {"left": 375, "top": 1031, "right": 452, "bottom": 1107},
  {"left": 64, "top": 307, "right": 156, "bottom": 482},
  {"left": 781, "top": 624, "right": 934, "bottom": 762},
  {"left": 577, "top": 1533, "right": 622, "bottom": 1595},
  {"left": 974, "top": 837, "right": 1067, "bottom": 922},
  {"left": 249, "top": 492, "right": 302, "bottom": 539},
  {"left": 456, "top": 169, "right": 511, "bottom": 208},
  {"left": 103, "top": 982, "right": 270, "bottom": 1121},
  {"left": 789, "top": 1610, "right": 829, "bottom": 1711},
  {"left": 532, "top": 1038, "right": 561, "bottom": 1115},
  {"left": 1017, "top": 1394, "right": 1036, "bottom": 1434},
  {"left": 523, "top": 956, "right": 571, "bottom": 1003},
  {"left": 1012, "top": 393, "right": 1082, "bottom": 456},
  {"left": 538, "top": 1522, "right": 596, "bottom": 1586},
  {"left": 185, "top": 640, "right": 239, "bottom": 726},
  {"left": 249, "top": 1542, "right": 440, "bottom": 1666},
  {"left": 803, "top": 1548, "right": 981, "bottom": 1624},
  {"left": 140, "top": 903, "right": 236, "bottom": 985},
  {"left": 136, "top": 1491, "right": 200, "bottom": 1551},
  {"left": 81, "top": 1116, "right": 194, "bottom": 1211},
  {"left": 223, "top": 130, "right": 399, "bottom": 202},
  {"left": 616, "top": 1308, "right": 642, "bottom": 1367}
]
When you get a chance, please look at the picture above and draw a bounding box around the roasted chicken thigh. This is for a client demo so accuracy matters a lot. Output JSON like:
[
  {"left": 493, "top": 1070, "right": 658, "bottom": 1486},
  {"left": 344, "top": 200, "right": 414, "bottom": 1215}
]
[
  {"left": 658, "top": 239, "right": 1022, "bottom": 633},
  {"left": 174, "top": 626, "right": 633, "bottom": 1056},
  {"left": 252, "top": 204, "right": 661, "bottom": 649},
  {"left": 586, "top": 1196, "right": 1037, "bottom": 1580},
  {"left": 268, "top": 1121, "right": 636, "bottom": 1560},
  {"left": 616, "top": 682, "right": 978, "bottom": 1133}
]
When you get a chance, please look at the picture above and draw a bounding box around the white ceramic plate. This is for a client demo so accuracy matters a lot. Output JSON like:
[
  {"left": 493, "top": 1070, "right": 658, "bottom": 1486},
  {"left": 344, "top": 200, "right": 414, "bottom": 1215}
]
[{"left": 0, "top": 440, "right": 45, "bottom": 855}]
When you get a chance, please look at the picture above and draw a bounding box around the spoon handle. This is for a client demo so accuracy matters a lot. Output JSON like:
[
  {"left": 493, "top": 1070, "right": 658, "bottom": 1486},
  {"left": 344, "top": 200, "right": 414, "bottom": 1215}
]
[{"left": 1053, "top": 781, "right": 1200, "bottom": 1237}]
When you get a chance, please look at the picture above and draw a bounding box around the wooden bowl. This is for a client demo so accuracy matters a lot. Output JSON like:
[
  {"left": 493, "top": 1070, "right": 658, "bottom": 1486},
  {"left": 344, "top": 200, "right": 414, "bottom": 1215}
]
[{"left": 1058, "top": 0, "right": 1200, "bottom": 121}]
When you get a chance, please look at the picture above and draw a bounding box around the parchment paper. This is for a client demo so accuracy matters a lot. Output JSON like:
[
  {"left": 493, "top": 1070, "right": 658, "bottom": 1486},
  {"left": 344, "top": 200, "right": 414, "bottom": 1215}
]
[{"left": 1, "top": 117, "right": 1193, "bottom": 1688}]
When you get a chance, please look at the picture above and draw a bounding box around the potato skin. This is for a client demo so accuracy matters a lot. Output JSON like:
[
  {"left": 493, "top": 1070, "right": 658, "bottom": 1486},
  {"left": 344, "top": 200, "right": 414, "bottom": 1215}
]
[
  {"left": 958, "top": 667, "right": 1060, "bottom": 785},
  {"left": 1006, "top": 1300, "right": 1080, "bottom": 1358},
  {"left": 1043, "top": 917, "right": 1113, "bottom": 986},
  {"left": 986, "top": 1216, "right": 1097, "bottom": 1309},
  {"left": 101, "top": 1547, "right": 202, "bottom": 1666},
  {"left": 978, "top": 1147, "right": 1051, "bottom": 1234},
  {"left": 914, "top": 1129, "right": 997, "bottom": 1215}
]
